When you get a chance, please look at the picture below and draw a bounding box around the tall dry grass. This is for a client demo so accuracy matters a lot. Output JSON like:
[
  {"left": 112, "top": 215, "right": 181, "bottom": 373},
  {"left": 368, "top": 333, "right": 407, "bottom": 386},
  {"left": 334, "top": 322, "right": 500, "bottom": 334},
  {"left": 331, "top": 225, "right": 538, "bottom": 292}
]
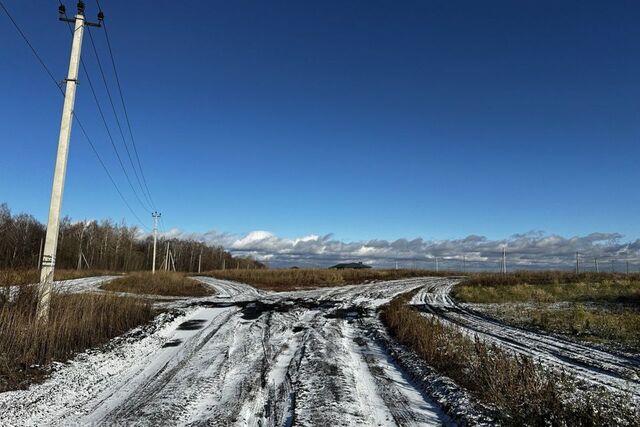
[
  {"left": 381, "top": 293, "right": 640, "bottom": 426},
  {"left": 102, "top": 271, "right": 212, "bottom": 297},
  {"left": 0, "top": 285, "right": 153, "bottom": 392},
  {"left": 454, "top": 272, "right": 640, "bottom": 304},
  {"left": 201, "top": 268, "right": 456, "bottom": 291}
]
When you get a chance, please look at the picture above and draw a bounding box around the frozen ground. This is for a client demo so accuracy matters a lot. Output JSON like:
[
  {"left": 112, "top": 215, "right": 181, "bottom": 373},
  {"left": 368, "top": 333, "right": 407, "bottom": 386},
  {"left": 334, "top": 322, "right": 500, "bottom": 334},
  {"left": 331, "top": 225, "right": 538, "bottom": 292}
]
[
  {"left": 3, "top": 275, "right": 638, "bottom": 426},
  {"left": 410, "top": 282, "right": 640, "bottom": 397},
  {"left": 0, "top": 276, "right": 455, "bottom": 426}
]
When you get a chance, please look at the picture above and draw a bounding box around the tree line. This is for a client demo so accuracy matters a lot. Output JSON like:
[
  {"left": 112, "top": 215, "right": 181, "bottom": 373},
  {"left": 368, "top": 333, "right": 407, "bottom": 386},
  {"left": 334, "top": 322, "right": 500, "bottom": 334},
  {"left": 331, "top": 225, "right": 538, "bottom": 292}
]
[{"left": 0, "top": 203, "right": 263, "bottom": 272}]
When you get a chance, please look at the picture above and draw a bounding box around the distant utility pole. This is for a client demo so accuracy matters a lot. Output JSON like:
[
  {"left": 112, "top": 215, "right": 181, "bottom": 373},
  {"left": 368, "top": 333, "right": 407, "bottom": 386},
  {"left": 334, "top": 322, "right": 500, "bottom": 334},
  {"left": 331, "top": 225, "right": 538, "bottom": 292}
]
[
  {"left": 77, "top": 221, "right": 86, "bottom": 270},
  {"left": 198, "top": 249, "right": 202, "bottom": 274},
  {"left": 164, "top": 242, "right": 170, "bottom": 271},
  {"left": 575, "top": 252, "right": 580, "bottom": 274},
  {"left": 151, "top": 212, "right": 161, "bottom": 274},
  {"left": 37, "top": 237, "right": 44, "bottom": 270},
  {"left": 435, "top": 257, "right": 439, "bottom": 272},
  {"left": 37, "top": 2, "right": 102, "bottom": 322},
  {"left": 594, "top": 257, "right": 599, "bottom": 273},
  {"left": 501, "top": 246, "right": 507, "bottom": 274}
]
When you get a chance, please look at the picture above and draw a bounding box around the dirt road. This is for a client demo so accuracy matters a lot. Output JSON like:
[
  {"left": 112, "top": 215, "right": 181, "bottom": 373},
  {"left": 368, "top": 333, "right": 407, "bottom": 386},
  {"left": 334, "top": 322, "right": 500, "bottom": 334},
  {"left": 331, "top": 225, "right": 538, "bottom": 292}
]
[
  {"left": 410, "top": 282, "right": 640, "bottom": 396},
  {"left": 0, "top": 277, "right": 454, "bottom": 426}
]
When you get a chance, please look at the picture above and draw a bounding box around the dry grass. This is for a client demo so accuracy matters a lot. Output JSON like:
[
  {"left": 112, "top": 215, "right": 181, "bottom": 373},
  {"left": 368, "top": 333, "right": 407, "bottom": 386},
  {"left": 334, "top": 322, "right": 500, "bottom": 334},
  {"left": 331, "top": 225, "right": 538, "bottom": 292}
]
[
  {"left": 102, "top": 271, "right": 213, "bottom": 297},
  {"left": 452, "top": 272, "right": 640, "bottom": 351},
  {"left": 455, "top": 272, "right": 640, "bottom": 303},
  {"left": 0, "top": 269, "right": 115, "bottom": 287},
  {"left": 478, "top": 303, "right": 640, "bottom": 352},
  {"left": 381, "top": 292, "right": 640, "bottom": 425},
  {"left": 201, "top": 268, "right": 455, "bottom": 291},
  {"left": 0, "top": 286, "right": 153, "bottom": 392}
]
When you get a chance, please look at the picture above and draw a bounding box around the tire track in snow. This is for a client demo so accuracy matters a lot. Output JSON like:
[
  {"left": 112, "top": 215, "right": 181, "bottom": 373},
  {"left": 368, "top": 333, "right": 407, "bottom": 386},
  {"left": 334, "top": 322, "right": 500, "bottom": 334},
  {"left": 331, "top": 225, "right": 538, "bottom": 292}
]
[
  {"left": 1, "top": 277, "right": 457, "bottom": 426},
  {"left": 411, "top": 279, "right": 640, "bottom": 397}
]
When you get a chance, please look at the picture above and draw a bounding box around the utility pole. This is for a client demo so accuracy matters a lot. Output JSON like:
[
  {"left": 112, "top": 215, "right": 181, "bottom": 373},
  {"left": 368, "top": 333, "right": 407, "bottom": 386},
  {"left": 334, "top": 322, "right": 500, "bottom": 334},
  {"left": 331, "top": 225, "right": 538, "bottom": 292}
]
[
  {"left": 463, "top": 255, "right": 466, "bottom": 273},
  {"left": 77, "top": 221, "right": 86, "bottom": 270},
  {"left": 151, "top": 212, "right": 161, "bottom": 274},
  {"left": 198, "top": 250, "right": 202, "bottom": 274},
  {"left": 37, "top": 2, "right": 102, "bottom": 322},
  {"left": 435, "top": 257, "right": 439, "bottom": 272},
  {"left": 501, "top": 246, "right": 507, "bottom": 274},
  {"left": 575, "top": 252, "right": 580, "bottom": 274},
  {"left": 164, "top": 242, "right": 170, "bottom": 271},
  {"left": 594, "top": 257, "right": 599, "bottom": 273},
  {"left": 37, "top": 237, "right": 44, "bottom": 270}
]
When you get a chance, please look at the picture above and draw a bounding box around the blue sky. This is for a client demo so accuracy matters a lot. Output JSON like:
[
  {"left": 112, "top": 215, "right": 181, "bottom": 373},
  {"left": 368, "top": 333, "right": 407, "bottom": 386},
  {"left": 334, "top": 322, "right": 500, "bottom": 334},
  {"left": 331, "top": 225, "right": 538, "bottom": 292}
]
[{"left": 1, "top": 1, "right": 639, "bottom": 250}]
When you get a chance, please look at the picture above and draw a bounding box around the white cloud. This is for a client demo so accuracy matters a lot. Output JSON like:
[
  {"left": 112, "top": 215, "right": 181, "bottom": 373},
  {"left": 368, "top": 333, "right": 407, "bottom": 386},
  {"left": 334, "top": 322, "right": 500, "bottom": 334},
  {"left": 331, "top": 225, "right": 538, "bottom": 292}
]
[{"left": 152, "top": 228, "right": 640, "bottom": 269}]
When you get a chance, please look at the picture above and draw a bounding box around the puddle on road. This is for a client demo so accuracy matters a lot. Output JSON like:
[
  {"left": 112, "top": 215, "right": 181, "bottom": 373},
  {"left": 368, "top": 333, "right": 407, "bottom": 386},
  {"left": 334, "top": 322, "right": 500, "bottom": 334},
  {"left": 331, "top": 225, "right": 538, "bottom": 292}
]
[
  {"left": 190, "top": 298, "right": 340, "bottom": 320},
  {"left": 324, "top": 306, "right": 370, "bottom": 321},
  {"left": 177, "top": 319, "right": 208, "bottom": 330}
]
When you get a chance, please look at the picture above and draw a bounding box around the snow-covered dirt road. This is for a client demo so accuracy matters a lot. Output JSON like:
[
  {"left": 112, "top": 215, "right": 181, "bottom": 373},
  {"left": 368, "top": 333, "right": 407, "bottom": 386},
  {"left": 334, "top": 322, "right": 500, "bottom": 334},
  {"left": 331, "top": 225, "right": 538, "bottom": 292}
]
[
  {"left": 0, "top": 277, "right": 454, "bottom": 426},
  {"left": 410, "top": 281, "right": 640, "bottom": 397}
]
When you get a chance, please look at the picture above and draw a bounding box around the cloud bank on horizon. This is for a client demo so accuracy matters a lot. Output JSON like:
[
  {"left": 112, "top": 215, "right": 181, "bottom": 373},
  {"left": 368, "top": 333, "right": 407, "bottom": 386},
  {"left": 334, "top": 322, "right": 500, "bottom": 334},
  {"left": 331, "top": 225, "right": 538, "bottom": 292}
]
[{"left": 155, "top": 228, "right": 640, "bottom": 270}]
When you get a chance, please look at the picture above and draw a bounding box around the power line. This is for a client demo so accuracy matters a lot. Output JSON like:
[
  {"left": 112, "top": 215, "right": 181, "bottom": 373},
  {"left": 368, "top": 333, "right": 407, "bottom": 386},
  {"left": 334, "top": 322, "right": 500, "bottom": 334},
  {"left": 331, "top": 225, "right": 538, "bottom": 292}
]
[
  {"left": 58, "top": 4, "right": 153, "bottom": 215},
  {"left": 95, "top": 0, "right": 157, "bottom": 211},
  {"left": 1, "top": 1, "right": 148, "bottom": 230},
  {"left": 0, "top": 1, "right": 61, "bottom": 91},
  {"left": 85, "top": 25, "right": 154, "bottom": 210}
]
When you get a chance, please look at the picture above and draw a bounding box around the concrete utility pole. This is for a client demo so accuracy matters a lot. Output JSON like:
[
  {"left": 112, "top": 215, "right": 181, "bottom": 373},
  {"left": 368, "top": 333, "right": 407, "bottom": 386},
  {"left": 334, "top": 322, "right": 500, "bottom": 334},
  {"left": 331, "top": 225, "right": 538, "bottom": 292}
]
[
  {"left": 501, "top": 246, "right": 507, "bottom": 274},
  {"left": 37, "top": 2, "right": 102, "bottom": 322},
  {"left": 594, "top": 257, "right": 599, "bottom": 273},
  {"left": 164, "top": 242, "right": 170, "bottom": 271},
  {"left": 198, "top": 249, "right": 202, "bottom": 274},
  {"left": 435, "top": 257, "right": 439, "bottom": 272},
  {"left": 151, "top": 212, "right": 161, "bottom": 274},
  {"left": 575, "top": 252, "right": 580, "bottom": 274}
]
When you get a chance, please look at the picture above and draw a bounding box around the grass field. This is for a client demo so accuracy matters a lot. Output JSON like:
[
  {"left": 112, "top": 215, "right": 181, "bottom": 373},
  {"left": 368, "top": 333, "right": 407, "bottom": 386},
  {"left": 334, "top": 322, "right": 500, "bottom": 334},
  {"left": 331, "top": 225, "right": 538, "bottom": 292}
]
[
  {"left": 453, "top": 272, "right": 640, "bottom": 351},
  {"left": 453, "top": 272, "right": 640, "bottom": 304},
  {"left": 0, "top": 286, "right": 153, "bottom": 392},
  {"left": 200, "top": 268, "right": 457, "bottom": 291},
  {"left": 381, "top": 291, "right": 640, "bottom": 425},
  {"left": 102, "top": 271, "right": 213, "bottom": 297}
]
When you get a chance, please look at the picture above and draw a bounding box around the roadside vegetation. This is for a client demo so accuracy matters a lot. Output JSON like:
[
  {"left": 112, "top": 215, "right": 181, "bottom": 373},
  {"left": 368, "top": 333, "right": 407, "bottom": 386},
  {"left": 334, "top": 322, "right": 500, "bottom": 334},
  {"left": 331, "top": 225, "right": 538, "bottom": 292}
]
[
  {"left": 201, "top": 268, "right": 458, "bottom": 291},
  {"left": 381, "top": 292, "right": 640, "bottom": 426},
  {"left": 453, "top": 272, "right": 640, "bottom": 304},
  {"left": 453, "top": 272, "right": 640, "bottom": 351},
  {"left": 102, "top": 271, "right": 213, "bottom": 297},
  {"left": 0, "top": 285, "right": 153, "bottom": 392}
]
